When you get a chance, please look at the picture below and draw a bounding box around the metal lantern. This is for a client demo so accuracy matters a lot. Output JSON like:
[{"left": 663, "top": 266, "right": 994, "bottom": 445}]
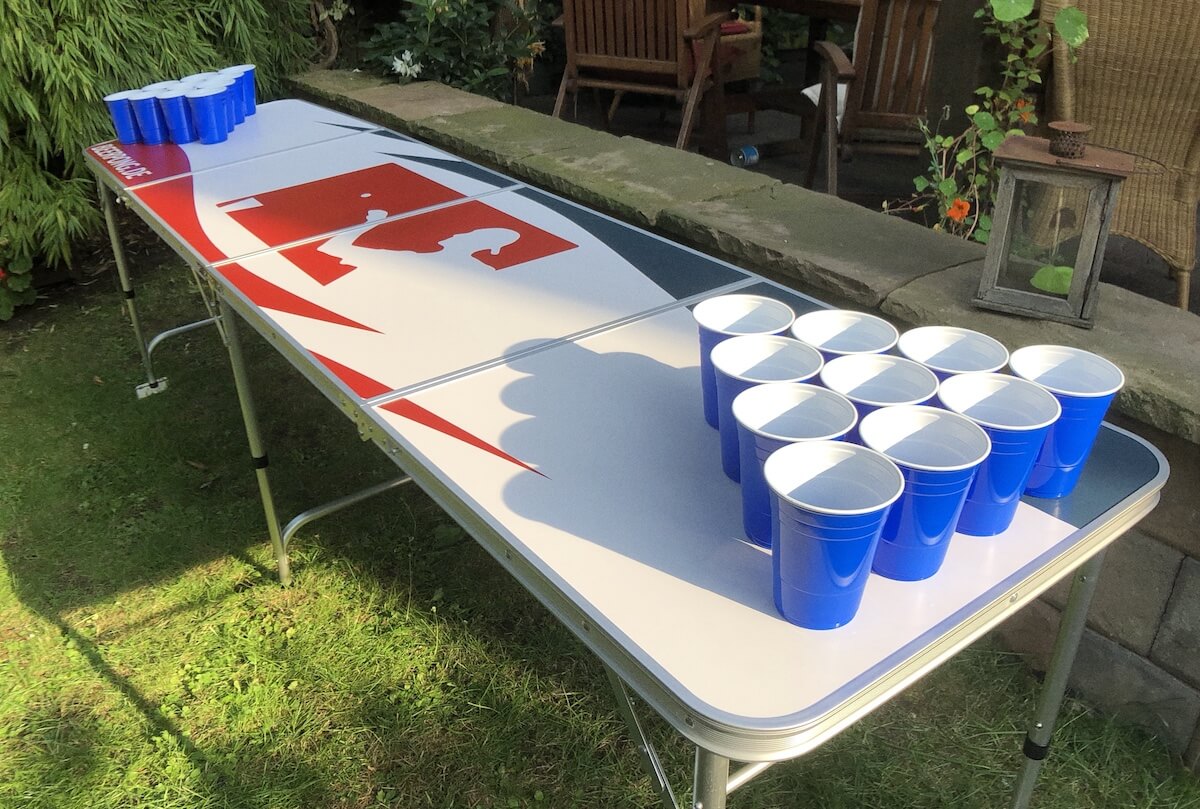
[{"left": 974, "top": 125, "right": 1134, "bottom": 328}]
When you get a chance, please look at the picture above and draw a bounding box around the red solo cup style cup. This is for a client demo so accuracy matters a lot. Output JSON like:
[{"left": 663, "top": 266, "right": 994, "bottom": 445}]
[
  {"left": 692, "top": 294, "right": 795, "bottom": 429},
  {"left": 818, "top": 354, "right": 939, "bottom": 443},
  {"left": 186, "top": 85, "right": 229, "bottom": 144},
  {"left": 789, "top": 309, "right": 899, "bottom": 363},
  {"left": 711, "top": 335, "right": 823, "bottom": 482},
  {"left": 859, "top": 405, "right": 990, "bottom": 580},
  {"left": 733, "top": 383, "right": 857, "bottom": 547},
  {"left": 897, "top": 326, "right": 1009, "bottom": 381},
  {"left": 765, "top": 441, "right": 903, "bottom": 630},
  {"left": 103, "top": 90, "right": 142, "bottom": 144},
  {"left": 937, "top": 373, "right": 1061, "bottom": 536},
  {"left": 1009, "top": 345, "right": 1124, "bottom": 499},
  {"left": 126, "top": 89, "right": 168, "bottom": 145}
]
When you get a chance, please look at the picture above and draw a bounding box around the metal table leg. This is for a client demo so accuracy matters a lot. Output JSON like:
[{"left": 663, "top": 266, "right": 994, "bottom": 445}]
[
  {"left": 693, "top": 748, "right": 730, "bottom": 809},
  {"left": 218, "top": 297, "right": 291, "bottom": 586},
  {"left": 99, "top": 183, "right": 167, "bottom": 398},
  {"left": 1010, "top": 550, "right": 1107, "bottom": 809}
]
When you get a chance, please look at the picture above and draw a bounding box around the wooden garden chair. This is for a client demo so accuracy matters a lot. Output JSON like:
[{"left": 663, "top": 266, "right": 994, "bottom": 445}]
[
  {"left": 553, "top": 0, "right": 729, "bottom": 151},
  {"left": 802, "top": 0, "right": 942, "bottom": 196}
]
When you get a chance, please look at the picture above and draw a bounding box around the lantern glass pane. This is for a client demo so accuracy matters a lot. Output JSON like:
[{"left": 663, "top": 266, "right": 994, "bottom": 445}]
[{"left": 998, "top": 179, "right": 1091, "bottom": 299}]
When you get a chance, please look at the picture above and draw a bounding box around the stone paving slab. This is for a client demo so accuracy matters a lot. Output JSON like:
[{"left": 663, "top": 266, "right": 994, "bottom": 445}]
[
  {"left": 1043, "top": 529, "right": 1181, "bottom": 656},
  {"left": 1152, "top": 558, "right": 1200, "bottom": 691},
  {"left": 659, "top": 184, "right": 986, "bottom": 308},
  {"left": 882, "top": 261, "right": 1200, "bottom": 445},
  {"left": 994, "top": 599, "right": 1200, "bottom": 755}
]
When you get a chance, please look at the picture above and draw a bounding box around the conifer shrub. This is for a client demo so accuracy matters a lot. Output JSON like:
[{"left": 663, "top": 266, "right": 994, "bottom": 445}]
[{"left": 0, "top": 0, "right": 310, "bottom": 320}]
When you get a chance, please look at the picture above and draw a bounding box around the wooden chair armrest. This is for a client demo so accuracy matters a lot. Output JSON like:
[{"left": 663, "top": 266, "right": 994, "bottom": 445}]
[
  {"left": 684, "top": 11, "right": 727, "bottom": 40},
  {"left": 812, "top": 40, "right": 855, "bottom": 81}
]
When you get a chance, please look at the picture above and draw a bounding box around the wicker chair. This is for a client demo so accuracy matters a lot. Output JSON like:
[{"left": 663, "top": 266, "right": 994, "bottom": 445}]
[{"left": 1040, "top": 0, "right": 1200, "bottom": 309}]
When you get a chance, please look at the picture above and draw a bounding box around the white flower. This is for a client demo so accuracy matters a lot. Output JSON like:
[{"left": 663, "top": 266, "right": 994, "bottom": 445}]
[{"left": 391, "top": 51, "right": 423, "bottom": 80}]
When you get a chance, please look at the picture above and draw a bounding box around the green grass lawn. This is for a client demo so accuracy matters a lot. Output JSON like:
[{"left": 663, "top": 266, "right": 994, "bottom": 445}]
[{"left": 2, "top": 228, "right": 1198, "bottom": 808}]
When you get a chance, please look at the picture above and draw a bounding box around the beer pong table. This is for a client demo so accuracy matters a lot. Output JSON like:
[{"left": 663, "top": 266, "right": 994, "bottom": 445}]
[{"left": 87, "top": 100, "right": 1168, "bottom": 809}]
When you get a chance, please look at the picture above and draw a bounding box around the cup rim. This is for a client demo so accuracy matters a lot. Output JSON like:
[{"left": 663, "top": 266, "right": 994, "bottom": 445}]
[
  {"left": 1009, "top": 345, "right": 1125, "bottom": 398},
  {"left": 103, "top": 90, "right": 141, "bottom": 102},
  {"left": 693, "top": 294, "right": 796, "bottom": 337},
  {"left": 818, "top": 354, "right": 939, "bottom": 407},
  {"left": 896, "top": 325, "right": 1009, "bottom": 374},
  {"left": 937, "top": 372, "right": 1062, "bottom": 430},
  {"left": 732, "top": 383, "right": 858, "bottom": 442},
  {"left": 711, "top": 334, "right": 823, "bottom": 384},
  {"left": 858, "top": 405, "right": 992, "bottom": 472},
  {"left": 764, "top": 441, "right": 904, "bottom": 515},
  {"left": 185, "top": 85, "right": 227, "bottom": 99},
  {"left": 789, "top": 309, "right": 900, "bottom": 356}
]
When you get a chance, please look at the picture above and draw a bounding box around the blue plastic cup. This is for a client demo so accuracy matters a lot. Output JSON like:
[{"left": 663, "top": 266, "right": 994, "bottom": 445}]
[
  {"left": 195, "top": 77, "right": 239, "bottom": 130},
  {"left": 937, "top": 373, "right": 1062, "bottom": 536},
  {"left": 1009, "top": 346, "right": 1124, "bottom": 499},
  {"left": 693, "top": 295, "right": 795, "bottom": 429},
  {"left": 711, "top": 335, "right": 824, "bottom": 482},
  {"left": 180, "top": 71, "right": 220, "bottom": 85},
  {"left": 818, "top": 354, "right": 940, "bottom": 443},
  {"left": 186, "top": 85, "right": 229, "bottom": 144},
  {"left": 220, "top": 64, "right": 257, "bottom": 116},
  {"left": 765, "top": 441, "right": 904, "bottom": 629},
  {"left": 789, "top": 309, "right": 899, "bottom": 363},
  {"left": 896, "top": 326, "right": 1009, "bottom": 382},
  {"left": 858, "top": 405, "right": 991, "bottom": 580},
  {"left": 152, "top": 83, "right": 197, "bottom": 144},
  {"left": 103, "top": 90, "right": 142, "bottom": 144},
  {"left": 733, "top": 383, "right": 858, "bottom": 547},
  {"left": 126, "top": 89, "right": 168, "bottom": 145},
  {"left": 208, "top": 75, "right": 244, "bottom": 124}
]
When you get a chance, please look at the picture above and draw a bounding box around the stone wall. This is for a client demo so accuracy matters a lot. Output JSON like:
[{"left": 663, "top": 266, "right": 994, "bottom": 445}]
[{"left": 287, "top": 71, "right": 1200, "bottom": 769}]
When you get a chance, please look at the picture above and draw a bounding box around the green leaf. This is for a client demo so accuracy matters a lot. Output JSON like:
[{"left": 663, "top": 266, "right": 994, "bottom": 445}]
[
  {"left": 989, "top": 0, "right": 1034, "bottom": 23},
  {"left": 955, "top": 149, "right": 974, "bottom": 165},
  {"left": 972, "top": 111, "right": 998, "bottom": 131},
  {"left": 982, "top": 130, "right": 1007, "bottom": 150},
  {"left": 978, "top": 213, "right": 993, "bottom": 230},
  {"left": 972, "top": 229, "right": 991, "bottom": 244},
  {"left": 1054, "top": 7, "right": 1089, "bottom": 48},
  {"left": 937, "top": 178, "right": 957, "bottom": 197},
  {"left": 964, "top": 104, "right": 980, "bottom": 116},
  {"left": 913, "top": 176, "right": 931, "bottom": 192},
  {"left": 6, "top": 273, "right": 32, "bottom": 292}
]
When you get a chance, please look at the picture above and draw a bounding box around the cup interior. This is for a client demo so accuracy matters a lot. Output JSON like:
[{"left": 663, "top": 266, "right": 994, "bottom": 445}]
[
  {"left": 898, "top": 326, "right": 1008, "bottom": 374},
  {"left": 733, "top": 383, "right": 856, "bottom": 440},
  {"left": 938, "top": 373, "right": 1061, "bottom": 430},
  {"left": 859, "top": 405, "right": 990, "bottom": 470},
  {"left": 819, "top": 355, "right": 938, "bottom": 406},
  {"left": 693, "top": 294, "right": 795, "bottom": 336},
  {"left": 765, "top": 442, "right": 903, "bottom": 514},
  {"left": 1009, "top": 345, "right": 1124, "bottom": 397},
  {"left": 790, "top": 310, "right": 898, "bottom": 354},
  {"left": 711, "top": 335, "right": 822, "bottom": 383}
]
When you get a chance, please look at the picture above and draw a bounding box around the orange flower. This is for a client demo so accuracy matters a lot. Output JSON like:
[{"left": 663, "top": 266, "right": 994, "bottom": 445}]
[
  {"left": 1015, "top": 98, "right": 1028, "bottom": 109},
  {"left": 947, "top": 198, "right": 970, "bottom": 223}
]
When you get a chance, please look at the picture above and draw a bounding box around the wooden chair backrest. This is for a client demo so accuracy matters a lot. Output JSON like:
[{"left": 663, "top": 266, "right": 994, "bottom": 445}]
[
  {"left": 561, "top": 0, "right": 691, "bottom": 88},
  {"left": 845, "top": 0, "right": 941, "bottom": 137}
]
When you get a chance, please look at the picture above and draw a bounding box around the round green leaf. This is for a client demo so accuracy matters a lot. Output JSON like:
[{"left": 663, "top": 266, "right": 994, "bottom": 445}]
[
  {"left": 972, "top": 110, "right": 997, "bottom": 131},
  {"left": 989, "top": 0, "right": 1034, "bottom": 23},
  {"left": 1054, "top": 7, "right": 1089, "bottom": 48},
  {"left": 982, "top": 130, "right": 1007, "bottom": 150},
  {"left": 937, "top": 178, "right": 957, "bottom": 197},
  {"left": 965, "top": 104, "right": 980, "bottom": 116},
  {"left": 913, "top": 176, "right": 931, "bottom": 192}
]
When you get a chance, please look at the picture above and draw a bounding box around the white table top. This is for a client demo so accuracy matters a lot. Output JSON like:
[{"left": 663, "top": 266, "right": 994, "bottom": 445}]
[{"left": 88, "top": 100, "right": 1168, "bottom": 761}]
